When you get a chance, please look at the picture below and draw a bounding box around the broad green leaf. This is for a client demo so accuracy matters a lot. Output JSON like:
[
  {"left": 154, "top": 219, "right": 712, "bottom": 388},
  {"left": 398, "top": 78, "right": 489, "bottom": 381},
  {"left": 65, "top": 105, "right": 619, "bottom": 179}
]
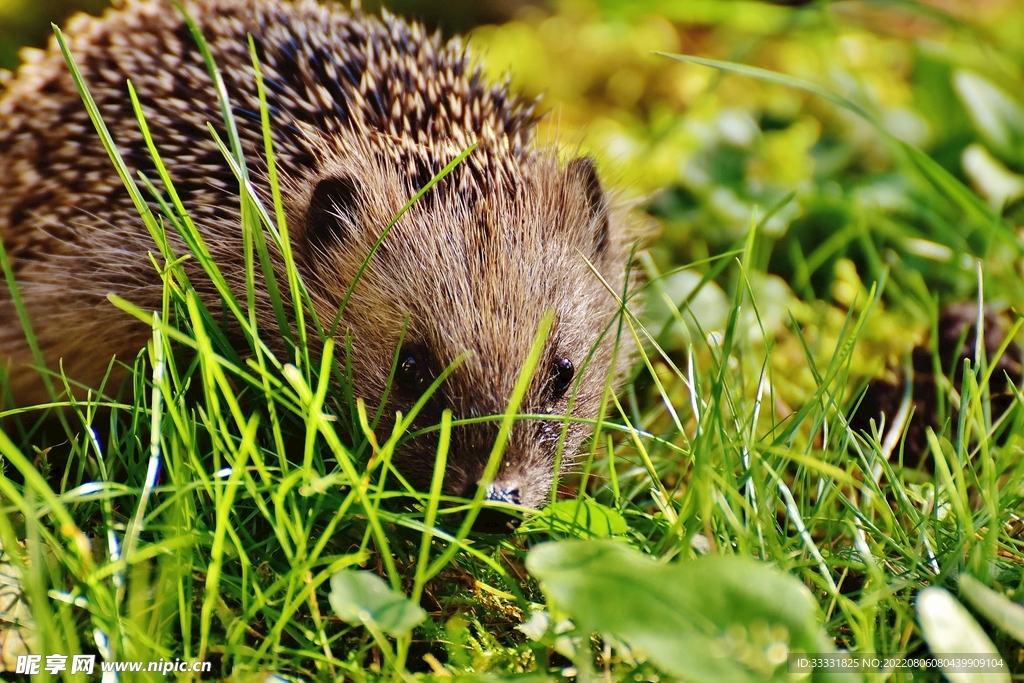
[
  {"left": 526, "top": 540, "right": 840, "bottom": 683},
  {"left": 525, "top": 499, "right": 629, "bottom": 538},
  {"left": 958, "top": 575, "right": 1024, "bottom": 646},
  {"left": 328, "top": 570, "right": 426, "bottom": 637},
  {"left": 917, "top": 587, "right": 1009, "bottom": 683}
]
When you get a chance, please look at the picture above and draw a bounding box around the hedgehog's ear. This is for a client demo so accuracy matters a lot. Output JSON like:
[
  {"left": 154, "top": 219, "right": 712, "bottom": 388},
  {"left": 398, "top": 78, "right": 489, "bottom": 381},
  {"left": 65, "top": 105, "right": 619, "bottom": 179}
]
[
  {"left": 568, "top": 156, "right": 610, "bottom": 260},
  {"left": 304, "top": 175, "right": 359, "bottom": 252}
]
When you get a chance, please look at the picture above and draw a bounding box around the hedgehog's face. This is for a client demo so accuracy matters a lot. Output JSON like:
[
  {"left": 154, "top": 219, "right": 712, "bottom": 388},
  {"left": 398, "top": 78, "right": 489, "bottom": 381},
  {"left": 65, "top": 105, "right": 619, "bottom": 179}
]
[{"left": 296, "top": 149, "right": 633, "bottom": 517}]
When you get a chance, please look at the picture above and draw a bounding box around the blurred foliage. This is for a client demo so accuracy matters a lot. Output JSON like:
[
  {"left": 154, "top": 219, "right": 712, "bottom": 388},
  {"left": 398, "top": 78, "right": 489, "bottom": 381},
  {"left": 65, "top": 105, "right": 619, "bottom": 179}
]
[
  {"left": 0, "top": 0, "right": 106, "bottom": 68},
  {"left": 473, "top": 0, "right": 1023, "bottom": 280},
  {"left": 470, "top": 0, "right": 1024, "bottom": 407}
]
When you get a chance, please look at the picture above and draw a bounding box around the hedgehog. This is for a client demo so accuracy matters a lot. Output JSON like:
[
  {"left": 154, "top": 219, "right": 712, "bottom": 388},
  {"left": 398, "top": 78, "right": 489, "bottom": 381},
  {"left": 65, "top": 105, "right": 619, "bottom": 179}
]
[{"left": 0, "top": 0, "right": 639, "bottom": 510}]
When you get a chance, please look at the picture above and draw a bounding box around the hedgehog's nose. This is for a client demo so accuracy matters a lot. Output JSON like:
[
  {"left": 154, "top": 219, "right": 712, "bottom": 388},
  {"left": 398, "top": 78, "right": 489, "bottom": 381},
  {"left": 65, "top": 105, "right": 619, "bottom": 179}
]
[{"left": 471, "top": 483, "right": 522, "bottom": 533}]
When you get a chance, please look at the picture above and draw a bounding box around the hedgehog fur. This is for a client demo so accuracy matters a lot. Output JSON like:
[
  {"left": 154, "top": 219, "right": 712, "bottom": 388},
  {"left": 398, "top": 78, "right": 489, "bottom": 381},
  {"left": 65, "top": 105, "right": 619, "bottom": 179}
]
[{"left": 0, "top": 0, "right": 639, "bottom": 509}]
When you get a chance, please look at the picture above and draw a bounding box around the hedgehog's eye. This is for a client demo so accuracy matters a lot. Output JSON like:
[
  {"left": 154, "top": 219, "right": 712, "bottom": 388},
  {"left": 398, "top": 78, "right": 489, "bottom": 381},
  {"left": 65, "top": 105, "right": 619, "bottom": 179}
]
[
  {"left": 552, "top": 357, "right": 575, "bottom": 398},
  {"left": 395, "top": 349, "right": 427, "bottom": 392}
]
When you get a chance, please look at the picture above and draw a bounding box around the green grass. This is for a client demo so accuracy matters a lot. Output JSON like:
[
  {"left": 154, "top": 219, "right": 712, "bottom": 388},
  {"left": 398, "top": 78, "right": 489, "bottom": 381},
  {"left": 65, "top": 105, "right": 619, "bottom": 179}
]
[{"left": 3, "top": 3, "right": 1024, "bottom": 683}]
